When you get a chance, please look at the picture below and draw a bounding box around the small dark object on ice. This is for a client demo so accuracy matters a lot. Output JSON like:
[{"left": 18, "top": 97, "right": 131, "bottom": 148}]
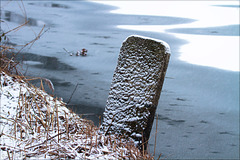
[
  {"left": 64, "top": 48, "right": 88, "bottom": 56},
  {"left": 80, "top": 48, "right": 87, "bottom": 56}
]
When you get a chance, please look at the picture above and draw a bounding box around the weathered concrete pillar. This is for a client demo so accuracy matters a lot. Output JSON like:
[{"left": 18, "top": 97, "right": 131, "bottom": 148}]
[{"left": 101, "top": 35, "right": 170, "bottom": 149}]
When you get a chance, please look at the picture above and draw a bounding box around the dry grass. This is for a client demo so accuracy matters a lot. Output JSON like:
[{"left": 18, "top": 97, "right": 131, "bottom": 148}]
[{"left": 0, "top": 71, "right": 154, "bottom": 159}]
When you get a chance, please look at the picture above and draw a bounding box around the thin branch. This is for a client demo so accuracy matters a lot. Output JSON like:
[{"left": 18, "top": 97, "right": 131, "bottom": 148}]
[
  {"left": 67, "top": 83, "right": 79, "bottom": 104},
  {"left": 4, "top": 21, "right": 28, "bottom": 35},
  {"left": 16, "top": 25, "right": 49, "bottom": 55},
  {"left": 24, "top": 131, "right": 66, "bottom": 150},
  {"left": 153, "top": 114, "right": 158, "bottom": 157}
]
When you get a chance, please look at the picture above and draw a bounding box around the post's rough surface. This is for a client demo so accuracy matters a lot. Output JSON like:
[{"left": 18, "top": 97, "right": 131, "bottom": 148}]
[{"left": 101, "top": 35, "right": 170, "bottom": 146}]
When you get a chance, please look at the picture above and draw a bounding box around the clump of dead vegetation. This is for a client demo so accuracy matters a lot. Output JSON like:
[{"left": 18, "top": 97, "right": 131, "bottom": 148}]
[{"left": 1, "top": 72, "right": 153, "bottom": 159}]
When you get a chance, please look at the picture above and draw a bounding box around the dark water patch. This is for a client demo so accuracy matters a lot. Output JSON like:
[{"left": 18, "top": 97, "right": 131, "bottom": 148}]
[
  {"left": 94, "top": 35, "right": 111, "bottom": 39},
  {"left": 165, "top": 76, "right": 174, "bottom": 79},
  {"left": 199, "top": 120, "right": 208, "bottom": 124},
  {"left": 78, "top": 33, "right": 87, "bottom": 35},
  {"left": 210, "top": 151, "right": 220, "bottom": 154},
  {"left": 167, "top": 119, "right": 185, "bottom": 126},
  {"left": 14, "top": 53, "right": 75, "bottom": 71},
  {"left": 169, "top": 103, "right": 178, "bottom": 106},
  {"left": 218, "top": 131, "right": 234, "bottom": 135},
  {"left": 1, "top": 10, "right": 45, "bottom": 27},
  {"left": 155, "top": 114, "right": 171, "bottom": 121},
  {"left": 182, "top": 135, "right": 189, "bottom": 138},
  {"left": 176, "top": 98, "right": 187, "bottom": 101},
  {"left": 172, "top": 120, "right": 185, "bottom": 123},
  {"left": 28, "top": 2, "right": 69, "bottom": 9},
  {"left": 188, "top": 148, "right": 195, "bottom": 150},
  {"left": 109, "top": 47, "right": 118, "bottom": 49},
  {"left": 90, "top": 42, "right": 106, "bottom": 46},
  {"left": 213, "top": 5, "right": 240, "bottom": 8},
  {"left": 164, "top": 108, "right": 173, "bottom": 111},
  {"left": 156, "top": 114, "right": 185, "bottom": 126},
  {"left": 167, "top": 24, "right": 240, "bottom": 36},
  {"left": 91, "top": 72, "right": 100, "bottom": 75}
]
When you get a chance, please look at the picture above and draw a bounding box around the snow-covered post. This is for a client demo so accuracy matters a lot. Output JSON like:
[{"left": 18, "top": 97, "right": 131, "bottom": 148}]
[{"left": 101, "top": 35, "right": 170, "bottom": 149}]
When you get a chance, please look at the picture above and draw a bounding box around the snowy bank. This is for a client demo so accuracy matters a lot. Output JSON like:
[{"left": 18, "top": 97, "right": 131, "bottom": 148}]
[{"left": 0, "top": 71, "right": 152, "bottom": 159}]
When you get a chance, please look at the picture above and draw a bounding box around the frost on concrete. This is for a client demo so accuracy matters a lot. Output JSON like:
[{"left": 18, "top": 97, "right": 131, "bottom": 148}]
[{"left": 101, "top": 35, "right": 170, "bottom": 148}]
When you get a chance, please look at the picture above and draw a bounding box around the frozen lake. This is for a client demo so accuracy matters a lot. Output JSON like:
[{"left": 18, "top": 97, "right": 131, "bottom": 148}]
[{"left": 1, "top": 1, "right": 239, "bottom": 159}]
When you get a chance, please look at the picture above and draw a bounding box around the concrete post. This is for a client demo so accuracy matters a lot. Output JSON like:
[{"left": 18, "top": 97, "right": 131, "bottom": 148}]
[{"left": 101, "top": 35, "right": 170, "bottom": 149}]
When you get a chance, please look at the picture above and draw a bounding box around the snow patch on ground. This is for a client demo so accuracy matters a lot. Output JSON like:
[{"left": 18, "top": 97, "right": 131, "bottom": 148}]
[{"left": 0, "top": 72, "right": 149, "bottom": 159}]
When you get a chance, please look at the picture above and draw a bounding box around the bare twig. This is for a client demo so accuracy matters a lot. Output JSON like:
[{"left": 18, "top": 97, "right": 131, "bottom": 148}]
[
  {"left": 67, "top": 83, "right": 79, "bottom": 104},
  {"left": 157, "top": 153, "right": 162, "bottom": 160},
  {"left": 7, "top": 150, "right": 11, "bottom": 160},
  {"left": 3, "top": 21, "right": 28, "bottom": 35},
  {"left": 154, "top": 114, "right": 158, "bottom": 157},
  {"left": 104, "top": 114, "right": 116, "bottom": 136},
  {"left": 16, "top": 25, "right": 49, "bottom": 55},
  {"left": 24, "top": 131, "right": 66, "bottom": 150}
]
